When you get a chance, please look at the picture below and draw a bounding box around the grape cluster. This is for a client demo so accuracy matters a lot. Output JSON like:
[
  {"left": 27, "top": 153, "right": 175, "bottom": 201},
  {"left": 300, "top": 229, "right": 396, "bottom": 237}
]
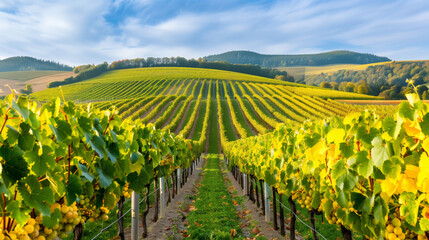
[
  {"left": 0, "top": 217, "right": 41, "bottom": 240},
  {"left": 292, "top": 177, "right": 317, "bottom": 211},
  {"left": 384, "top": 210, "right": 428, "bottom": 240},
  {"left": 0, "top": 201, "right": 81, "bottom": 240},
  {"left": 123, "top": 184, "right": 132, "bottom": 199}
]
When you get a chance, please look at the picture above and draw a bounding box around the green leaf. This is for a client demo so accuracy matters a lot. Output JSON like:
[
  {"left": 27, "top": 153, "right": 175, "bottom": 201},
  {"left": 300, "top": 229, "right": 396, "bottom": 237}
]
[
  {"left": 382, "top": 158, "right": 402, "bottom": 179},
  {"left": 18, "top": 175, "right": 54, "bottom": 216},
  {"left": 0, "top": 145, "right": 29, "bottom": 183},
  {"left": 339, "top": 142, "right": 354, "bottom": 158},
  {"left": 356, "top": 151, "right": 373, "bottom": 178},
  {"left": 398, "top": 102, "right": 414, "bottom": 120},
  {"left": 96, "top": 160, "right": 115, "bottom": 188},
  {"left": 78, "top": 116, "right": 92, "bottom": 132},
  {"left": 335, "top": 186, "right": 349, "bottom": 208},
  {"left": 66, "top": 174, "right": 83, "bottom": 204},
  {"left": 86, "top": 133, "right": 106, "bottom": 159},
  {"left": 149, "top": 148, "right": 161, "bottom": 167},
  {"left": 6, "top": 125, "right": 19, "bottom": 145},
  {"left": 6, "top": 200, "right": 30, "bottom": 226},
  {"left": 127, "top": 169, "right": 150, "bottom": 192},
  {"left": 78, "top": 163, "right": 94, "bottom": 182},
  {"left": 24, "top": 146, "right": 56, "bottom": 176},
  {"left": 421, "top": 113, "right": 429, "bottom": 135},
  {"left": 336, "top": 169, "right": 358, "bottom": 191},
  {"left": 399, "top": 192, "right": 425, "bottom": 226},
  {"left": 12, "top": 98, "right": 29, "bottom": 120},
  {"left": 264, "top": 169, "right": 276, "bottom": 186},
  {"left": 420, "top": 218, "right": 429, "bottom": 231},
  {"left": 371, "top": 136, "right": 389, "bottom": 168},
  {"left": 311, "top": 191, "right": 321, "bottom": 209},
  {"left": 18, "top": 123, "right": 35, "bottom": 151},
  {"left": 42, "top": 208, "right": 62, "bottom": 228},
  {"left": 382, "top": 117, "right": 396, "bottom": 137},
  {"left": 331, "top": 159, "right": 346, "bottom": 180},
  {"left": 304, "top": 133, "right": 321, "bottom": 148}
]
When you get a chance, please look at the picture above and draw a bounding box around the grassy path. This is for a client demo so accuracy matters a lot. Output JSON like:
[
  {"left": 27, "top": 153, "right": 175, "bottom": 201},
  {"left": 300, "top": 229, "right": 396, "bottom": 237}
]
[{"left": 187, "top": 156, "right": 242, "bottom": 239}]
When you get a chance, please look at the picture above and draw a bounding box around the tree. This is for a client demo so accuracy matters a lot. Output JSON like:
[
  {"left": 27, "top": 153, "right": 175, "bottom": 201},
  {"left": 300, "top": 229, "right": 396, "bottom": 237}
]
[
  {"left": 345, "top": 82, "right": 355, "bottom": 92},
  {"left": 275, "top": 75, "right": 285, "bottom": 81},
  {"left": 320, "top": 81, "right": 331, "bottom": 88},
  {"left": 21, "top": 84, "right": 33, "bottom": 94},
  {"left": 330, "top": 82, "right": 339, "bottom": 90}
]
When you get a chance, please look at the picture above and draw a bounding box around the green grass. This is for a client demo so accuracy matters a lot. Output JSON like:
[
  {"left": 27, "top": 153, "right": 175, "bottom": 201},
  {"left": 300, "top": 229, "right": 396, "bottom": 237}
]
[
  {"left": 208, "top": 100, "right": 219, "bottom": 153},
  {"left": 187, "top": 155, "right": 242, "bottom": 239},
  {"left": 191, "top": 101, "right": 207, "bottom": 140},
  {"left": 0, "top": 70, "right": 70, "bottom": 81},
  {"left": 220, "top": 100, "right": 237, "bottom": 142}
]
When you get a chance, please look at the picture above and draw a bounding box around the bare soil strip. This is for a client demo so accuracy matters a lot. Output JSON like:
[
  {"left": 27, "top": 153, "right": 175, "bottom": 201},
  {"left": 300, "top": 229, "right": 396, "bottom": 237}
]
[{"left": 148, "top": 101, "right": 171, "bottom": 123}]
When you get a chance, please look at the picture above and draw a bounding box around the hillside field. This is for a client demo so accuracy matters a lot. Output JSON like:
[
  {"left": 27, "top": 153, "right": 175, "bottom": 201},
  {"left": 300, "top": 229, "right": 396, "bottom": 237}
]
[
  {"left": 0, "top": 70, "right": 74, "bottom": 96},
  {"left": 33, "top": 67, "right": 386, "bottom": 153}
]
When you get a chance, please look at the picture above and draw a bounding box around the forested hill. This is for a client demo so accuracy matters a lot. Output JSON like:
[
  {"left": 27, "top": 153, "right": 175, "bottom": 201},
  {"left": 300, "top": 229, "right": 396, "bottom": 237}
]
[
  {"left": 203, "top": 50, "right": 390, "bottom": 67},
  {"left": 0, "top": 56, "right": 72, "bottom": 72}
]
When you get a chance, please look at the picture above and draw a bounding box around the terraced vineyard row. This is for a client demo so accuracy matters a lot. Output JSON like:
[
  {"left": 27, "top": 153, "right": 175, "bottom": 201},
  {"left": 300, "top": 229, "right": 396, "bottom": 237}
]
[{"left": 33, "top": 67, "right": 394, "bottom": 153}]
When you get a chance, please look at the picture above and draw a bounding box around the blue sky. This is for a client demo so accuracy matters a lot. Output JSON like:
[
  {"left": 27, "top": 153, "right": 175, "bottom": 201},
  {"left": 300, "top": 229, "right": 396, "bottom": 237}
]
[{"left": 0, "top": 0, "right": 428, "bottom": 66}]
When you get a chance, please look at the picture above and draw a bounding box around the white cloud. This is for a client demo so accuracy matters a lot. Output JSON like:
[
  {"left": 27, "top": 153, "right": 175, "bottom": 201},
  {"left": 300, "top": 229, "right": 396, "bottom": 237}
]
[{"left": 0, "top": 0, "right": 429, "bottom": 65}]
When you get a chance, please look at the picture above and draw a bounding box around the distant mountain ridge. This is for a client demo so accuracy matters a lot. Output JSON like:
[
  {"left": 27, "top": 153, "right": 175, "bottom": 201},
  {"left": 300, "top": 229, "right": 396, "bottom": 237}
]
[
  {"left": 203, "top": 50, "right": 391, "bottom": 67},
  {"left": 0, "top": 56, "right": 72, "bottom": 72}
]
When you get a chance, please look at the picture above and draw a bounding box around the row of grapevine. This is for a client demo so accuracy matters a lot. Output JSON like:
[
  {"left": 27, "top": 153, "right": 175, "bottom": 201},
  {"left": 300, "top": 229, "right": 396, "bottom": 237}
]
[
  {"left": 119, "top": 97, "right": 157, "bottom": 118},
  {"left": 196, "top": 81, "right": 212, "bottom": 151},
  {"left": 140, "top": 95, "right": 176, "bottom": 123},
  {"left": 223, "top": 81, "right": 248, "bottom": 139},
  {"left": 129, "top": 95, "right": 166, "bottom": 121},
  {"left": 0, "top": 93, "right": 200, "bottom": 240},
  {"left": 216, "top": 81, "right": 229, "bottom": 149},
  {"left": 154, "top": 95, "right": 187, "bottom": 128},
  {"left": 178, "top": 80, "right": 205, "bottom": 138},
  {"left": 224, "top": 91, "right": 429, "bottom": 239},
  {"left": 116, "top": 97, "right": 151, "bottom": 116},
  {"left": 300, "top": 95, "right": 348, "bottom": 116},
  {"left": 230, "top": 82, "right": 268, "bottom": 134}
]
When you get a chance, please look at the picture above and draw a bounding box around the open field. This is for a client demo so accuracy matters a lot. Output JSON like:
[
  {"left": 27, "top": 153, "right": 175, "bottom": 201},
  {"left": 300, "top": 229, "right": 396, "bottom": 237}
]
[{"left": 0, "top": 70, "right": 74, "bottom": 96}]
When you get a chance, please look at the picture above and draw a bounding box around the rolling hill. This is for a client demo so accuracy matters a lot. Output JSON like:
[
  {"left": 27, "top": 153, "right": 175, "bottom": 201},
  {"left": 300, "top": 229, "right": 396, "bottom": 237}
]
[
  {"left": 203, "top": 50, "right": 390, "bottom": 67},
  {"left": 32, "top": 67, "right": 388, "bottom": 153},
  {"left": 0, "top": 56, "right": 72, "bottom": 72}
]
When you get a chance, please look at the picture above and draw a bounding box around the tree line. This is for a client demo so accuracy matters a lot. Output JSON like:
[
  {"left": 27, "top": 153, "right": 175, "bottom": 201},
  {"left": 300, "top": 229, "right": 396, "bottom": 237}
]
[
  {"left": 47, "top": 57, "right": 294, "bottom": 88},
  {"left": 307, "top": 61, "right": 429, "bottom": 99}
]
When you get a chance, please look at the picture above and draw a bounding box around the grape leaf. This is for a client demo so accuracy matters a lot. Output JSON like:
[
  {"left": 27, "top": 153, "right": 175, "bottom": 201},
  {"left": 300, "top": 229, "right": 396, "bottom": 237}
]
[
  {"left": 66, "top": 174, "right": 83, "bottom": 204},
  {"left": 42, "top": 208, "right": 62, "bottom": 228},
  {"left": 6, "top": 200, "right": 30, "bottom": 226}
]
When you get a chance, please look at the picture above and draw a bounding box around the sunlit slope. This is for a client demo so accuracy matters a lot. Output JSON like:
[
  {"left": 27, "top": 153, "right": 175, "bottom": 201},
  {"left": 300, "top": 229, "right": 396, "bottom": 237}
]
[{"left": 32, "top": 67, "right": 377, "bottom": 101}]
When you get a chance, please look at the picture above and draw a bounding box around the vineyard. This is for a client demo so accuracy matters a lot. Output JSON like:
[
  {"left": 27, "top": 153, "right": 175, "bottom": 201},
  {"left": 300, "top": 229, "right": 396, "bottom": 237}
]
[{"left": 2, "top": 66, "right": 422, "bottom": 240}]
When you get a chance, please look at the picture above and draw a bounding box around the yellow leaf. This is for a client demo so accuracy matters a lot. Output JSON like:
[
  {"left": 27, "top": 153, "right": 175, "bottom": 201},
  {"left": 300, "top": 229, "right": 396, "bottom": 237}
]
[
  {"left": 404, "top": 165, "right": 420, "bottom": 179},
  {"left": 403, "top": 119, "right": 424, "bottom": 140},
  {"left": 327, "top": 128, "right": 345, "bottom": 144},
  {"left": 381, "top": 132, "right": 392, "bottom": 141},
  {"left": 422, "top": 138, "right": 429, "bottom": 153},
  {"left": 381, "top": 177, "right": 398, "bottom": 196},
  {"left": 343, "top": 112, "right": 361, "bottom": 125},
  {"left": 418, "top": 154, "right": 429, "bottom": 188},
  {"left": 399, "top": 175, "right": 417, "bottom": 194}
]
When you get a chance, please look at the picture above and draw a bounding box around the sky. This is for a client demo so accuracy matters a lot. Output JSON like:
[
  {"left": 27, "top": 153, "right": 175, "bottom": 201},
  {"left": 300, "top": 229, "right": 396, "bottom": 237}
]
[{"left": 0, "top": 0, "right": 428, "bottom": 66}]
